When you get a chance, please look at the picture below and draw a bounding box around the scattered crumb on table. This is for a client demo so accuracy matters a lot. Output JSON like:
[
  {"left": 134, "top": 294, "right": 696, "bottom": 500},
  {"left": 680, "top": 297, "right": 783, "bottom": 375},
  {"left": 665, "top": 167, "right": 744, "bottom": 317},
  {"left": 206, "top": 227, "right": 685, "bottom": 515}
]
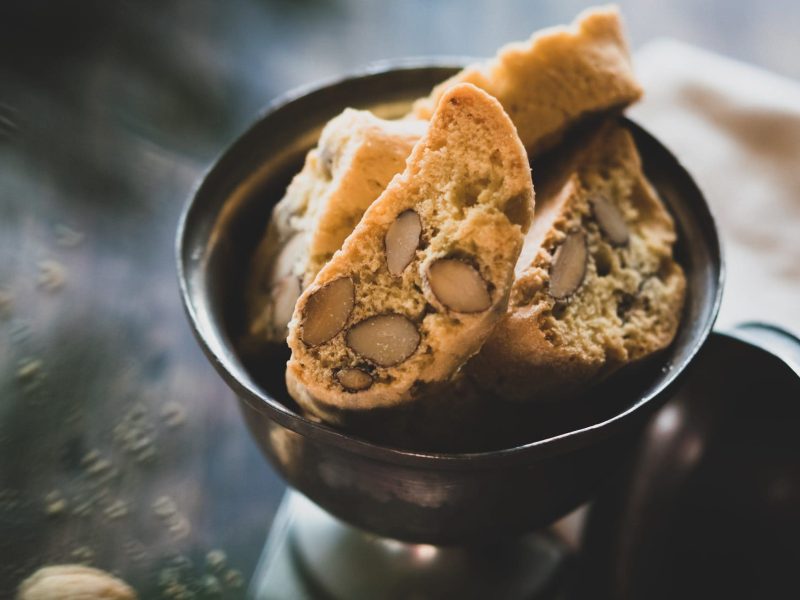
[
  {"left": 36, "top": 259, "right": 66, "bottom": 293},
  {"left": 54, "top": 224, "right": 85, "bottom": 248},
  {"left": 103, "top": 498, "right": 129, "bottom": 520},
  {"left": 205, "top": 549, "right": 227, "bottom": 573},
  {"left": 160, "top": 401, "right": 187, "bottom": 429},
  {"left": 44, "top": 490, "right": 67, "bottom": 517}
]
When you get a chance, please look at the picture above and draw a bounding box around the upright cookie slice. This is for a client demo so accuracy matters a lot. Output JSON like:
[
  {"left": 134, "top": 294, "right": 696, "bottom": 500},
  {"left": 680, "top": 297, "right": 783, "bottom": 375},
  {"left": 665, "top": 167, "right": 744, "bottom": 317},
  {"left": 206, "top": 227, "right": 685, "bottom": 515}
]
[
  {"left": 412, "top": 5, "right": 642, "bottom": 156},
  {"left": 469, "top": 122, "right": 686, "bottom": 401},
  {"left": 245, "top": 110, "right": 426, "bottom": 342},
  {"left": 286, "top": 83, "right": 534, "bottom": 422}
]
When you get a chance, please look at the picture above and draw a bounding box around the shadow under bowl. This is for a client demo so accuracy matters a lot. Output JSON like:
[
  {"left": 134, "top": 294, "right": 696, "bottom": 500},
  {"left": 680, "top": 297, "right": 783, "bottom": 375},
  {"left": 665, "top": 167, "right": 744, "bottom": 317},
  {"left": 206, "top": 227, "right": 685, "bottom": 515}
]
[{"left": 176, "top": 61, "right": 723, "bottom": 544}]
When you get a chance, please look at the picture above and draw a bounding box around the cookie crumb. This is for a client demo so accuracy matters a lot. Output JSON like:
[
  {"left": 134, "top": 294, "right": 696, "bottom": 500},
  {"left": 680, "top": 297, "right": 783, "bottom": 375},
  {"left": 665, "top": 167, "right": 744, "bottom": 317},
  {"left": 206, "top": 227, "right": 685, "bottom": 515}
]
[
  {"left": 37, "top": 260, "right": 66, "bottom": 293},
  {"left": 169, "top": 514, "right": 192, "bottom": 540},
  {"left": 114, "top": 403, "right": 158, "bottom": 464},
  {"left": 223, "top": 568, "right": 243, "bottom": 589},
  {"left": 44, "top": 490, "right": 67, "bottom": 516},
  {"left": 83, "top": 452, "right": 114, "bottom": 477},
  {"left": 54, "top": 224, "right": 85, "bottom": 248},
  {"left": 168, "top": 554, "right": 194, "bottom": 572},
  {"left": 71, "top": 497, "right": 95, "bottom": 517},
  {"left": 199, "top": 574, "right": 222, "bottom": 597},
  {"left": 160, "top": 580, "right": 193, "bottom": 600},
  {"left": 123, "top": 539, "right": 148, "bottom": 564},
  {"left": 158, "top": 562, "right": 194, "bottom": 600},
  {"left": 133, "top": 445, "right": 157, "bottom": 464},
  {"left": 160, "top": 401, "right": 187, "bottom": 428},
  {"left": 103, "top": 498, "right": 129, "bottom": 520},
  {"left": 70, "top": 546, "right": 95, "bottom": 564},
  {"left": 205, "top": 549, "right": 227, "bottom": 573},
  {"left": 16, "top": 358, "right": 42, "bottom": 381},
  {"left": 153, "top": 495, "right": 178, "bottom": 519}
]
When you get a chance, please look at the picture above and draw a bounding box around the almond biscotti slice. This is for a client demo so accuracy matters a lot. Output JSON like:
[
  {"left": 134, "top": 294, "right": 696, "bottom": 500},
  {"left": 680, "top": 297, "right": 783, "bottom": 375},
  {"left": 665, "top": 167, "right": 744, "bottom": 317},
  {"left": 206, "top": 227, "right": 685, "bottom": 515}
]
[
  {"left": 285, "top": 83, "right": 534, "bottom": 423},
  {"left": 411, "top": 5, "right": 642, "bottom": 156},
  {"left": 468, "top": 121, "right": 686, "bottom": 402},
  {"left": 245, "top": 110, "right": 426, "bottom": 342}
]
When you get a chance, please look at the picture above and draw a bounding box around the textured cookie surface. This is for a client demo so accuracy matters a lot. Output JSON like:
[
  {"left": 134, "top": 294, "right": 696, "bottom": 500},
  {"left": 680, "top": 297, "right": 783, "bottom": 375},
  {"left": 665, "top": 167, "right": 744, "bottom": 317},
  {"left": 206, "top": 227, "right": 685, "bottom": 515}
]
[
  {"left": 286, "top": 83, "right": 533, "bottom": 422},
  {"left": 469, "top": 121, "right": 686, "bottom": 401},
  {"left": 411, "top": 5, "right": 642, "bottom": 156},
  {"left": 245, "top": 110, "right": 426, "bottom": 342}
]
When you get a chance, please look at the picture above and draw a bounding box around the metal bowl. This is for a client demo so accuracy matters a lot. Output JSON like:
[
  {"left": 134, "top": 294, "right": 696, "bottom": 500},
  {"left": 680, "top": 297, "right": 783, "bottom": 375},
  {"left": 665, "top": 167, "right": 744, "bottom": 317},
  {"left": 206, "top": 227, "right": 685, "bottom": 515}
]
[{"left": 176, "top": 62, "right": 723, "bottom": 544}]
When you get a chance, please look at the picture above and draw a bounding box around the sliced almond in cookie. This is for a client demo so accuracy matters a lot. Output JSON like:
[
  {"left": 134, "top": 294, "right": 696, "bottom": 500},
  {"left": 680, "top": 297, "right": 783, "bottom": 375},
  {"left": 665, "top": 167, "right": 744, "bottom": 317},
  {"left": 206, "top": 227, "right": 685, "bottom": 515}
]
[
  {"left": 286, "top": 83, "right": 533, "bottom": 419},
  {"left": 345, "top": 314, "right": 420, "bottom": 367},
  {"left": 335, "top": 368, "right": 373, "bottom": 392},
  {"left": 590, "top": 193, "right": 629, "bottom": 246},
  {"left": 385, "top": 210, "right": 422, "bottom": 276},
  {"left": 300, "top": 277, "right": 354, "bottom": 346},
  {"left": 549, "top": 231, "right": 587, "bottom": 299},
  {"left": 427, "top": 258, "right": 491, "bottom": 313}
]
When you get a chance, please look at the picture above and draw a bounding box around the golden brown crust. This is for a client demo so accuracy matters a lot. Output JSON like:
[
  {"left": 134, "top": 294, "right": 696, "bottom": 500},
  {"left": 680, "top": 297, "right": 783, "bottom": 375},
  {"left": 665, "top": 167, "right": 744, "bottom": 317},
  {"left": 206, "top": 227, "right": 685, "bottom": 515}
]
[
  {"left": 245, "top": 110, "right": 426, "bottom": 343},
  {"left": 411, "top": 5, "right": 642, "bottom": 156},
  {"left": 468, "top": 121, "right": 686, "bottom": 401},
  {"left": 286, "top": 84, "right": 533, "bottom": 420}
]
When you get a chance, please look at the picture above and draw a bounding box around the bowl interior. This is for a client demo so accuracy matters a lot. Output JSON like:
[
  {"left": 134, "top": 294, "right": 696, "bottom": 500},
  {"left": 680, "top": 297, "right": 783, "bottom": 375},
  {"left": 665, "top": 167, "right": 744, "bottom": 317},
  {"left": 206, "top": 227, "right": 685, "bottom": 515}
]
[{"left": 178, "top": 63, "right": 723, "bottom": 460}]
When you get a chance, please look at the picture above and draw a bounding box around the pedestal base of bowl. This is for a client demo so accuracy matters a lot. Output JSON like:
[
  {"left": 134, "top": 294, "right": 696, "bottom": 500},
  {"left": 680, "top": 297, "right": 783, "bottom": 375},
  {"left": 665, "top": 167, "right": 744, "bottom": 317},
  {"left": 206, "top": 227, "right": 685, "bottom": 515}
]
[{"left": 250, "top": 491, "right": 570, "bottom": 599}]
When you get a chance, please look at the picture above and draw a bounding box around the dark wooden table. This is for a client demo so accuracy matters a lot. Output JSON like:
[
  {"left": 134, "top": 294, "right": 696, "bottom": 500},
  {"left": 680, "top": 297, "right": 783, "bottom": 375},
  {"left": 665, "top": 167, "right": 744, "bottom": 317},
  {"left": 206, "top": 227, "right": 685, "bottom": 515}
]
[{"left": 1, "top": 0, "right": 797, "bottom": 597}]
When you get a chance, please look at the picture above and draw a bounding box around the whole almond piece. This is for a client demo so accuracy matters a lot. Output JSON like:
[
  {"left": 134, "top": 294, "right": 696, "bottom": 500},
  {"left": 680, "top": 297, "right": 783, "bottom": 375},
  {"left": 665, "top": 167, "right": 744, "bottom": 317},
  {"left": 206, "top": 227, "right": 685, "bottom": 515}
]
[
  {"left": 549, "top": 231, "right": 587, "bottom": 299},
  {"left": 345, "top": 314, "right": 420, "bottom": 366},
  {"left": 17, "top": 564, "right": 137, "bottom": 600},
  {"left": 335, "top": 368, "right": 373, "bottom": 391},
  {"left": 427, "top": 258, "right": 491, "bottom": 313},
  {"left": 385, "top": 210, "right": 422, "bottom": 276},
  {"left": 590, "top": 194, "right": 629, "bottom": 246},
  {"left": 300, "top": 277, "right": 354, "bottom": 346}
]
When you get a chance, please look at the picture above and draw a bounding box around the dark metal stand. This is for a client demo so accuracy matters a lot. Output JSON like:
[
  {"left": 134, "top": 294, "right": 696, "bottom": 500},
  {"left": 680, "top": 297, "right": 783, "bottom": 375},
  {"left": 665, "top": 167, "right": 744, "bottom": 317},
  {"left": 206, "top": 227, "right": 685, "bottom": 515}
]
[{"left": 250, "top": 491, "right": 569, "bottom": 600}]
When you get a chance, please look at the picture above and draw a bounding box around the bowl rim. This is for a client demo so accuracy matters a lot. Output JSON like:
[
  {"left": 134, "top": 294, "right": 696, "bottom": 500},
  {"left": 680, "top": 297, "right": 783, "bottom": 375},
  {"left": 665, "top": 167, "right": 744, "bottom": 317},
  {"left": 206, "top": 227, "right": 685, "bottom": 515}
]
[{"left": 176, "top": 59, "right": 725, "bottom": 469}]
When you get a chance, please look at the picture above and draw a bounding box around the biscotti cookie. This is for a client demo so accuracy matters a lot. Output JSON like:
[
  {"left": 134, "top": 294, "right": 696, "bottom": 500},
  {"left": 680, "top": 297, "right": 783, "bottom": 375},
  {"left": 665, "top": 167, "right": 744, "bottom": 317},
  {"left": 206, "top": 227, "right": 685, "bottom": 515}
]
[
  {"left": 245, "top": 110, "right": 427, "bottom": 342},
  {"left": 468, "top": 121, "right": 686, "bottom": 402},
  {"left": 411, "top": 5, "right": 642, "bottom": 156},
  {"left": 285, "top": 83, "right": 534, "bottom": 423},
  {"left": 246, "top": 6, "right": 641, "bottom": 346}
]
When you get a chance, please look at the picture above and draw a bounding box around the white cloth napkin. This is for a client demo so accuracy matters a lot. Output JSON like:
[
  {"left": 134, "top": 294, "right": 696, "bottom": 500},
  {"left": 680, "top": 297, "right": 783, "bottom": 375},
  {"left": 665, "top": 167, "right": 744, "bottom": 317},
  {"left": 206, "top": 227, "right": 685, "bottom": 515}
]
[{"left": 630, "top": 39, "right": 800, "bottom": 336}]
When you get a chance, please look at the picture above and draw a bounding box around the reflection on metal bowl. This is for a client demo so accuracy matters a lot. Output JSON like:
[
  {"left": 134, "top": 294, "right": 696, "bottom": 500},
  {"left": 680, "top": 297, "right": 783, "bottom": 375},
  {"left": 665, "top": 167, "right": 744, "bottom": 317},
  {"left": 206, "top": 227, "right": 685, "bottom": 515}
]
[{"left": 578, "top": 325, "right": 800, "bottom": 599}]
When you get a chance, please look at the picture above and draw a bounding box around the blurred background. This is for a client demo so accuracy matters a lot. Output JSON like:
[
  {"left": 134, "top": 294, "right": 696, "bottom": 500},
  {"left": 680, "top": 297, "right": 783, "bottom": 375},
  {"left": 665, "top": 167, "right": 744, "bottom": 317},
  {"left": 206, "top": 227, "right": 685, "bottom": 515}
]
[{"left": 1, "top": 0, "right": 799, "bottom": 597}]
